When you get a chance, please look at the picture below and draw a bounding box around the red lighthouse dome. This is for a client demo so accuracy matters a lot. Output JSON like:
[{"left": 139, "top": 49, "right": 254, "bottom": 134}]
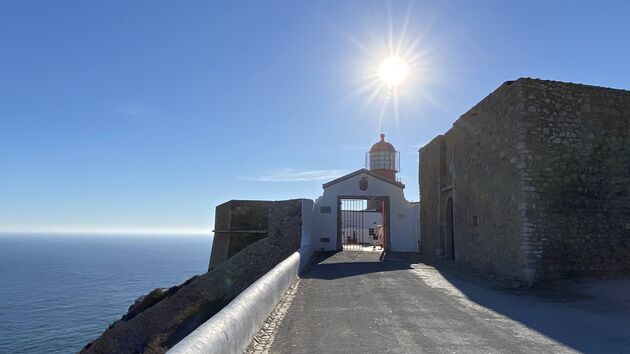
[{"left": 368, "top": 133, "right": 399, "bottom": 181}]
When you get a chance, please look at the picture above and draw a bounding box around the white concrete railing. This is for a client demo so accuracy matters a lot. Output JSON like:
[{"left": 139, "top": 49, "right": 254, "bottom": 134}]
[
  {"left": 168, "top": 249, "right": 308, "bottom": 354},
  {"left": 168, "top": 199, "right": 315, "bottom": 354}
]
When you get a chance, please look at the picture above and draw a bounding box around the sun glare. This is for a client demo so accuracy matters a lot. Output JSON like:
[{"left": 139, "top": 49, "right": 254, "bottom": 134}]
[
  {"left": 337, "top": 3, "right": 440, "bottom": 131},
  {"left": 378, "top": 57, "right": 409, "bottom": 87}
]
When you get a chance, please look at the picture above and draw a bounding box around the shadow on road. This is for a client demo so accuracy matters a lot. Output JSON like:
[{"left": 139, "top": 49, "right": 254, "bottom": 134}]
[
  {"left": 302, "top": 251, "right": 418, "bottom": 280},
  {"left": 433, "top": 265, "right": 630, "bottom": 353}
]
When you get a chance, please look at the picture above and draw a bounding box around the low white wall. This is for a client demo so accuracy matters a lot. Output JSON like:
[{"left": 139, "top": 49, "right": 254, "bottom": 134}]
[
  {"left": 168, "top": 199, "right": 315, "bottom": 354},
  {"left": 168, "top": 251, "right": 302, "bottom": 354},
  {"left": 299, "top": 199, "right": 314, "bottom": 270}
]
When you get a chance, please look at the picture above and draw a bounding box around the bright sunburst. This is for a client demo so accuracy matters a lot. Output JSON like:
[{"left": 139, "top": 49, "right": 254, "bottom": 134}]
[
  {"left": 336, "top": 2, "right": 442, "bottom": 131},
  {"left": 378, "top": 57, "right": 409, "bottom": 87}
]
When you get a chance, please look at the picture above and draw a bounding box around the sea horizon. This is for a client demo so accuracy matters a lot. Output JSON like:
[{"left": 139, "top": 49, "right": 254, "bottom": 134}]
[
  {"left": 0, "top": 230, "right": 213, "bottom": 237},
  {"left": 0, "top": 233, "right": 213, "bottom": 353}
]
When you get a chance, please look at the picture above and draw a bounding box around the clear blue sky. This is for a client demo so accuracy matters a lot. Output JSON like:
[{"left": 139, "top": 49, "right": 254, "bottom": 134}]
[{"left": 1, "top": 1, "right": 629, "bottom": 234}]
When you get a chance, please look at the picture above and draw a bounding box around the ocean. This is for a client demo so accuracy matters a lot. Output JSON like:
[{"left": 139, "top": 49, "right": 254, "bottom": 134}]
[{"left": 0, "top": 233, "right": 213, "bottom": 354}]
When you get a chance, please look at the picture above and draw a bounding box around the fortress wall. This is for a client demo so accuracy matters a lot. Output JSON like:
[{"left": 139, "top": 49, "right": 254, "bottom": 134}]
[
  {"left": 518, "top": 79, "right": 630, "bottom": 281},
  {"left": 209, "top": 200, "right": 272, "bottom": 270},
  {"left": 421, "top": 78, "right": 630, "bottom": 285},
  {"left": 419, "top": 135, "right": 442, "bottom": 262},
  {"left": 430, "top": 82, "right": 527, "bottom": 281},
  {"left": 450, "top": 82, "right": 527, "bottom": 282},
  {"left": 421, "top": 81, "right": 530, "bottom": 283}
]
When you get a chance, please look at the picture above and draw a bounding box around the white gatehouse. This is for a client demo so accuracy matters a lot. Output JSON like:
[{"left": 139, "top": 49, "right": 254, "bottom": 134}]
[{"left": 312, "top": 134, "right": 420, "bottom": 252}]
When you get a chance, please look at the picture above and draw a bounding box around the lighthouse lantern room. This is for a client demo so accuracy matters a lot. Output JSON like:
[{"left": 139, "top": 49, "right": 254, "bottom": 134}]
[{"left": 367, "top": 133, "right": 400, "bottom": 181}]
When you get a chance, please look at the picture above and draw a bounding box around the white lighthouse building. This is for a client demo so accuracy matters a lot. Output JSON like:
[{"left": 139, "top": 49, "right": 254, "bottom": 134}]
[{"left": 312, "top": 134, "right": 420, "bottom": 252}]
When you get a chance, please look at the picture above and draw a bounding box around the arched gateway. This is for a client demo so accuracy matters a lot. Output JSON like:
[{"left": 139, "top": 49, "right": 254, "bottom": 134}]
[{"left": 313, "top": 134, "right": 420, "bottom": 252}]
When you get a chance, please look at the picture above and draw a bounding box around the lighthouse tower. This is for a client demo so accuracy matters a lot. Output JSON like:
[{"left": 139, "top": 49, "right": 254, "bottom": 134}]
[{"left": 367, "top": 133, "right": 400, "bottom": 181}]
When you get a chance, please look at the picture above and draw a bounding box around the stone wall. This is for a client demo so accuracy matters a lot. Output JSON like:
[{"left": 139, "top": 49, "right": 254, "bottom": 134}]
[
  {"left": 518, "top": 79, "right": 630, "bottom": 281},
  {"left": 83, "top": 199, "right": 303, "bottom": 354},
  {"left": 420, "top": 78, "right": 630, "bottom": 285},
  {"left": 451, "top": 82, "right": 528, "bottom": 282},
  {"left": 420, "top": 81, "right": 528, "bottom": 282},
  {"left": 209, "top": 200, "right": 272, "bottom": 270},
  {"left": 419, "top": 135, "right": 442, "bottom": 262}
]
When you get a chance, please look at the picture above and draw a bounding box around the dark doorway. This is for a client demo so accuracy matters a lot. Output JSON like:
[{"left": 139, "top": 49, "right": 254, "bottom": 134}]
[{"left": 445, "top": 198, "right": 455, "bottom": 259}]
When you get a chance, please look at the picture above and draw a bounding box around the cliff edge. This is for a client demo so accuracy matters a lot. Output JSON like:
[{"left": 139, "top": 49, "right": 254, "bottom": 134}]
[{"left": 82, "top": 199, "right": 303, "bottom": 354}]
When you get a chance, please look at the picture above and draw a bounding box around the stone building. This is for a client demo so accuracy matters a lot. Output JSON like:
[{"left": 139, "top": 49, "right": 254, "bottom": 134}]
[{"left": 419, "top": 78, "right": 630, "bottom": 285}]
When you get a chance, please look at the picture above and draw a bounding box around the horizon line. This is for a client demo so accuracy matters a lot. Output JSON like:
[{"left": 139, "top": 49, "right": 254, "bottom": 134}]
[{"left": 0, "top": 228, "right": 214, "bottom": 236}]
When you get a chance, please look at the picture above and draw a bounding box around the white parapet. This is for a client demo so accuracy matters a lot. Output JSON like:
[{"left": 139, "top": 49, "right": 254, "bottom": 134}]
[{"left": 168, "top": 250, "right": 304, "bottom": 354}]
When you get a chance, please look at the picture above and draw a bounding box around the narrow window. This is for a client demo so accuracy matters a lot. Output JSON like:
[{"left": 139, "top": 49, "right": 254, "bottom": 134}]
[{"left": 320, "top": 206, "right": 332, "bottom": 214}]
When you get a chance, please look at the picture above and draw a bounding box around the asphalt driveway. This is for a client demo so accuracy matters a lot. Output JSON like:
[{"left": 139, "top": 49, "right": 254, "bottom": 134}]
[{"left": 268, "top": 251, "right": 630, "bottom": 354}]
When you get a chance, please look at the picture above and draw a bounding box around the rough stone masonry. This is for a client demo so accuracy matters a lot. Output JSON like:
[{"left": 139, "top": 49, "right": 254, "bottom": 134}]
[{"left": 419, "top": 78, "right": 630, "bottom": 286}]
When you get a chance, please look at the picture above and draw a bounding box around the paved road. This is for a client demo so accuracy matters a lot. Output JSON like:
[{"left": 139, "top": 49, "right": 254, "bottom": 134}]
[{"left": 268, "top": 251, "right": 630, "bottom": 354}]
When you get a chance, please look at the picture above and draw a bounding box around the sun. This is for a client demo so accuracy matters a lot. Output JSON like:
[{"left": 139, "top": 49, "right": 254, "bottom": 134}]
[
  {"left": 378, "top": 57, "right": 409, "bottom": 87},
  {"left": 337, "top": 4, "right": 439, "bottom": 130}
]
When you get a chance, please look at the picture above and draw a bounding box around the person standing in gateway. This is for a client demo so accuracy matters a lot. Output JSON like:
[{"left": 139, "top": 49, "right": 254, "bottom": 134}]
[{"left": 373, "top": 224, "right": 383, "bottom": 251}]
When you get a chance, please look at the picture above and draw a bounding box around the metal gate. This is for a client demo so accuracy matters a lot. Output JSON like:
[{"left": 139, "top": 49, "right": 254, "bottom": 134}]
[{"left": 338, "top": 197, "right": 387, "bottom": 251}]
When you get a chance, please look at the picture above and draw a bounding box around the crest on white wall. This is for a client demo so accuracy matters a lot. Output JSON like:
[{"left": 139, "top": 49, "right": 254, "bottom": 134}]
[{"left": 359, "top": 176, "right": 368, "bottom": 191}]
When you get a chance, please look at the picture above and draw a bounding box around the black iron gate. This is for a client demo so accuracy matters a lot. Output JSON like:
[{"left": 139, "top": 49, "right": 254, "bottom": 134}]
[{"left": 338, "top": 197, "right": 386, "bottom": 251}]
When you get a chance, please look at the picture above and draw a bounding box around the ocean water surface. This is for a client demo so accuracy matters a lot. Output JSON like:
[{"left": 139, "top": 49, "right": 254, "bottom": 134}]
[{"left": 0, "top": 233, "right": 213, "bottom": 353}]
